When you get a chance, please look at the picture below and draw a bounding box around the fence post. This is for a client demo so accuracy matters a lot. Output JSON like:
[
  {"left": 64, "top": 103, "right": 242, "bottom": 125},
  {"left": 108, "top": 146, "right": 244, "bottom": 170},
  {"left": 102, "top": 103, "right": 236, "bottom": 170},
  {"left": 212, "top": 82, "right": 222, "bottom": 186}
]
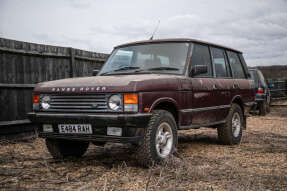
[{"left": 69, "top": 48, "right": 75, "bottom": 77}]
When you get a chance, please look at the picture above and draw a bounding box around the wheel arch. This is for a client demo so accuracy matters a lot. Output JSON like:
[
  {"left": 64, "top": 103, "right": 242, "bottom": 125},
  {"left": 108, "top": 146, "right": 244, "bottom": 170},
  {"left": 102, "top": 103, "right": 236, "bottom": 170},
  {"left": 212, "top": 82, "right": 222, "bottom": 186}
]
[
  {"left": 150, "top": 98, "right": 180, "bottom": 126},
  {"left": 231, "top": 96, "right": 244, "bottom": 113}
]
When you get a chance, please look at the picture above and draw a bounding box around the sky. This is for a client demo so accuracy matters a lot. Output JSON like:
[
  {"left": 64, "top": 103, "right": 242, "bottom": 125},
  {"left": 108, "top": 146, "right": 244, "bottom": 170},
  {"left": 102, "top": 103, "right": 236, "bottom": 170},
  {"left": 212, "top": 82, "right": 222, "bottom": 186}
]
[{"left": 0, "top": 0, "right": 287, "bottom": 66}]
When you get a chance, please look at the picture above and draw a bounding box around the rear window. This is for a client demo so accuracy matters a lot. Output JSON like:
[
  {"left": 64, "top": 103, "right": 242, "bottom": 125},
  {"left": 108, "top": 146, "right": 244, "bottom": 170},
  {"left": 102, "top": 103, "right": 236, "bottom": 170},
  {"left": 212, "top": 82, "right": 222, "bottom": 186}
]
[
  {"left": 257, "top": 70, "right": 267, "bottom": 87},
  {"left": 249, "top": 70, "right": 256, "bottom": 80}
]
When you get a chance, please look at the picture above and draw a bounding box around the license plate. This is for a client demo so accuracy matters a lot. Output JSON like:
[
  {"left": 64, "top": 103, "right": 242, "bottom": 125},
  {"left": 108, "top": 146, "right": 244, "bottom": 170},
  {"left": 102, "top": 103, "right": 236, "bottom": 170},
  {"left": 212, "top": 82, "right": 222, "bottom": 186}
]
[{"left": 58, "top": 124, "right": 92, "bottom": 134}]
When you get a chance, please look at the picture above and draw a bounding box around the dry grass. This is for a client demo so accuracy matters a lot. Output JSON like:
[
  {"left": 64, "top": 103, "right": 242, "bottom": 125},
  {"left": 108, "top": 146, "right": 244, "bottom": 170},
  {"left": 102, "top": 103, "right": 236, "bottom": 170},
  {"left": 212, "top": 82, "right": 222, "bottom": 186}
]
[{"left": 1, "top": 104, "right": 287, "bottom": 190}]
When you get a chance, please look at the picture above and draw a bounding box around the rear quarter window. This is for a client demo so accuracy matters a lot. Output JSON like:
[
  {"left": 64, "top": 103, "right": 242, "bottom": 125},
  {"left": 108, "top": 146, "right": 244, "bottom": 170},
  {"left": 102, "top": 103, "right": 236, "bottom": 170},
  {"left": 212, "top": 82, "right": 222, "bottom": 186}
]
[{"left": 227, "top": 51, "right": 246, "bottom": 79}]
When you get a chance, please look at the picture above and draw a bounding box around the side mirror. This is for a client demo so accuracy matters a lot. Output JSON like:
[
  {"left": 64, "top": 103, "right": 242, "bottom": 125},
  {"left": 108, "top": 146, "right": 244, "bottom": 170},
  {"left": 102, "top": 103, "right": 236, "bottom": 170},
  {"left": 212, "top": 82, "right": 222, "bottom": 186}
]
[
  {"left": 92, "top": 69, "right": 99, "bottom": 76},
  {"left": 190, "top": 65, "right": 208, "bottom": 77}
]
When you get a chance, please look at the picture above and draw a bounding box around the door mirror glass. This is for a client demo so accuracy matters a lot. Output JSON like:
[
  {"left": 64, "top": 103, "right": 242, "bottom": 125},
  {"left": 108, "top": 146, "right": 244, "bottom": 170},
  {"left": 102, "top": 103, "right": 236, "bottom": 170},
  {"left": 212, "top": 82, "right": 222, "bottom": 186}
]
[
  {"left": 190, "top": 65, "right": 208, "bottom": 77},
  {"left": 92, "top": 69, "right": 99, "bottom": 76}
]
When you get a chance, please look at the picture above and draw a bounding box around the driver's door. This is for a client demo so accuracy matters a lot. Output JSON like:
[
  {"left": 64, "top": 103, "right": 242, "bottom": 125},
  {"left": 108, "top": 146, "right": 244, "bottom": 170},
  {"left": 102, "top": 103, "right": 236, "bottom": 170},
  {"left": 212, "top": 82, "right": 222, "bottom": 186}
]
[{"left": 189, "top": 43, "right": 217, "bottom": 124}]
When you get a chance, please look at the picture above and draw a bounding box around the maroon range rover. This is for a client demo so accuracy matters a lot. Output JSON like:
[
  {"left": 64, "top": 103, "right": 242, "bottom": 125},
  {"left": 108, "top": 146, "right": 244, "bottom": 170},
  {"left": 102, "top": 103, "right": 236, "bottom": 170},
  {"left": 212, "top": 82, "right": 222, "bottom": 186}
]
[{"left": 28, "top": 39, "right": 255, "bottom": 166}]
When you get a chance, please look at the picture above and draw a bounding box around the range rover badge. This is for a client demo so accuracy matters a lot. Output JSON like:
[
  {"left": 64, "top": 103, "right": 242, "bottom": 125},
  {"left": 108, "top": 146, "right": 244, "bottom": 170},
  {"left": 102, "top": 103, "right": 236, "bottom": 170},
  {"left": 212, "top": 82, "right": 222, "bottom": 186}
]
[{"left": 91, "top": 104, "right": 98, "bottom": 109}]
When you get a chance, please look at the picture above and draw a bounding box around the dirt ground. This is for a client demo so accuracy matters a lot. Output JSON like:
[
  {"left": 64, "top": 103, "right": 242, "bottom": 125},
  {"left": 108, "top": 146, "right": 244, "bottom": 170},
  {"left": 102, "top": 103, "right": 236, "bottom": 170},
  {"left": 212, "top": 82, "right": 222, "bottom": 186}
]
[{"left": 1, "top": 104, "right": 287, "bottom": 191}]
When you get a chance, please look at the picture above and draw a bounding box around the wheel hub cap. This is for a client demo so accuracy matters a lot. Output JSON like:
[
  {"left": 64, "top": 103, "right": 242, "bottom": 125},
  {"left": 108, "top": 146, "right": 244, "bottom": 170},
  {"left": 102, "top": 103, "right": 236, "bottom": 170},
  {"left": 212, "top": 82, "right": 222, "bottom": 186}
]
[
  {"left": 155, "top": 122, "right": 173, "bottom": 158},
  {"left": 232, "top": 112, "right": 241, "bottom": 137}
]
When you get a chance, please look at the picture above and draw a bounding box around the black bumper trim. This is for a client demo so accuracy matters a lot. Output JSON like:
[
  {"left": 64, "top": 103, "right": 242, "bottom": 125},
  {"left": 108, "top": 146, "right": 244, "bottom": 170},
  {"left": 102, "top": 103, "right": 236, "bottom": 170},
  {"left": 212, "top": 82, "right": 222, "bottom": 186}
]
[
  {"left": 27, "top": 112, "right": 152, "bottom": 128},
  {"left": 39, "top": 133, "right": 142, "bottom": 143}
]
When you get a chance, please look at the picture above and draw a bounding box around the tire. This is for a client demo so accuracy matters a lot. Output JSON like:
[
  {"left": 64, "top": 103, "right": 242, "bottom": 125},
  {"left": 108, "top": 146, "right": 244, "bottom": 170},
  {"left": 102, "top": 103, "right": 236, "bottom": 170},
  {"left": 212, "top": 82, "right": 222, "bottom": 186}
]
[
  {"left": 92, "top": 141, "right": 106, "bottom": 147},
  {"left": 259, "top": 101, "right": 267, "bottom": 116},
  {"left": 217, "top": 104, "right": 244, "bottom": 145},
  {"left": 266, "top": 94, "right": 271, "bottom": 113},
  {"left": 266, "top": 103, "right": 270, "bottom": 113},
  {"left": 46, "top": 139, "right": 89, "bottom": 159},
  {"left": 136, "top": 110, "right": 178, "bottom": 167}
]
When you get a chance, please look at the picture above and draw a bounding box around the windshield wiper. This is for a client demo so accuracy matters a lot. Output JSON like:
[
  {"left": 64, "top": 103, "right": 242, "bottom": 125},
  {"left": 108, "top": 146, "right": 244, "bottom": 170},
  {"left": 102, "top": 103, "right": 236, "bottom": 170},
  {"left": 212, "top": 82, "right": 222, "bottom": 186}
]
[
  {"left": 146, "top": 67, "right": 179, "bottom": 71},
  {"left": 101, "top": 66, "right": 140, "bottom": 75},
  {"left": 114, "top": 66, "right": 140, "bottom": 71}
]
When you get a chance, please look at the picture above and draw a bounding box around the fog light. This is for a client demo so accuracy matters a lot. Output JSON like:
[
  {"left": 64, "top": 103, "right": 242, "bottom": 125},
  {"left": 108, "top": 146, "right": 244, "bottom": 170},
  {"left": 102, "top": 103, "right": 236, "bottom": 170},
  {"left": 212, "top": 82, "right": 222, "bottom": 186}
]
[
  {"left": 43, "top": 124, "right": 53, "bottom": 132},
  {"left": 33, "top": 103, "right": 39, "bottom": 110},
  {"left": 124, "top": 104, "right": 138, "bottom": 112},
  {"left": 107, "top": 127, "right": 122, "bottom": 136}
]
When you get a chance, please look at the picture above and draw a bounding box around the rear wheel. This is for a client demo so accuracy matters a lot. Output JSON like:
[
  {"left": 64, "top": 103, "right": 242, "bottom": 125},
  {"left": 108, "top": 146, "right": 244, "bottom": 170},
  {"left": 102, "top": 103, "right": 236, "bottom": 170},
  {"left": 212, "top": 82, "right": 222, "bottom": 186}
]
[
  {"left": 266, "top": 93, "right": 271, "bottom": 113},
  {"left": 46, "top": 139, "right": 89, "bottom": 159},
  {"left": 136, "top": 110, "right": 177, "bottom": 167},
  {"left": 217, "top": 104, "right": 244, "bottom": 145},
  {"left": 259, "top": 101, "right": 267, "bottom": 116}
]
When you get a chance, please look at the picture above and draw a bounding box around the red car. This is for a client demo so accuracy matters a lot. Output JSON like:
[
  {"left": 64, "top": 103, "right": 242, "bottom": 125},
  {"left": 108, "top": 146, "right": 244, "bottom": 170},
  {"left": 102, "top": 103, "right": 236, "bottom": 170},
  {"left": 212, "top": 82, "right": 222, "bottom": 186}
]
[{"left": 28, "top": 39, "right": 255, "bottom": 166}]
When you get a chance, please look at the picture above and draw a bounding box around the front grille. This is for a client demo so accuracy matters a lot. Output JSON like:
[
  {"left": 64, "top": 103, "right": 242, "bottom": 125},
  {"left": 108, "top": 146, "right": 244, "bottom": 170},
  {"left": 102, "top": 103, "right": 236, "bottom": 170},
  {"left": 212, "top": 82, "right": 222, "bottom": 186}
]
[{"left": 44, "top": 94, "right": 109, "bottom": 112}]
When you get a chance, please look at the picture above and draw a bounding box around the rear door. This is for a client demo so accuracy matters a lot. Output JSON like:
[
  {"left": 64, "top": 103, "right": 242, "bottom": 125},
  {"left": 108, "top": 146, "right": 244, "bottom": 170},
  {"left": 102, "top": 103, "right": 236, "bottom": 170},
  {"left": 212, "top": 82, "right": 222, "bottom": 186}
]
[
  {"left": 210, "top": 47, "right": 232, "bottom": 121},
  {"left": 227, "top": 51, "right": 254, "bottom": 104}
]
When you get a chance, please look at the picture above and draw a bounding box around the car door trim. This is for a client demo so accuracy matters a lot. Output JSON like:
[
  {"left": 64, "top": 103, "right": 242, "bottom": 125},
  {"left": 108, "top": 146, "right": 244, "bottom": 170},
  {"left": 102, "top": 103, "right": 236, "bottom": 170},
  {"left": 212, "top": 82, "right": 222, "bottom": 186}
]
[
  {"left": 179, "top": 120, "right": 226, "bottom": 130},
  {"left": 181, "top": 104, "right": 231, "bottom": 113}
]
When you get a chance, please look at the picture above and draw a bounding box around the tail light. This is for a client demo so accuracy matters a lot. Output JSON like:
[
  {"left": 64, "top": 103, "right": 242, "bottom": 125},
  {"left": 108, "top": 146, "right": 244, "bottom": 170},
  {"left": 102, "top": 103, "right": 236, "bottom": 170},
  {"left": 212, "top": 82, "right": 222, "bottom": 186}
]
[{"left": 257, "top": 87, "right": 264, "bottom": 94}]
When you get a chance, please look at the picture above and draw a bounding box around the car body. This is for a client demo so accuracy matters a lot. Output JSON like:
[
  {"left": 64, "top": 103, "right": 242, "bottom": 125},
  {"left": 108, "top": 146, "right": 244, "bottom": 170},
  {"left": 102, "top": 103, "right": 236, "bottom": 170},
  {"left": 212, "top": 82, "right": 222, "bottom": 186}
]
[
  {"left": 248, "top": 68, "right": 271, "bottom": 115},
  {"left": 28, "top": 38, "right": 255, "bottom": 166}
]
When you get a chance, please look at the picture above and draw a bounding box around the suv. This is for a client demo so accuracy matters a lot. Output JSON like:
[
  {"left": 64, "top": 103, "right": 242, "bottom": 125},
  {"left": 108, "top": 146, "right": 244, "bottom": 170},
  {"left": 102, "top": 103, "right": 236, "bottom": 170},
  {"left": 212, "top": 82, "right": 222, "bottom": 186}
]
[
  {"left": 248, "top": 68, "right": 271, "bottom": 115},
  {"left": 28, "top": 39, "right": 255, "bottom": 166}
]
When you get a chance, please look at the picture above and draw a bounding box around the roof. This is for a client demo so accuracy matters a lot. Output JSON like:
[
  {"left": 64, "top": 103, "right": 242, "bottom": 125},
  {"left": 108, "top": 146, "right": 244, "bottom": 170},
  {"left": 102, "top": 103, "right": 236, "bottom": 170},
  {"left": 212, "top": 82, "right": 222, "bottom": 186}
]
[{"left": 115, "top": 38, "right": 242, "bottom": 53}]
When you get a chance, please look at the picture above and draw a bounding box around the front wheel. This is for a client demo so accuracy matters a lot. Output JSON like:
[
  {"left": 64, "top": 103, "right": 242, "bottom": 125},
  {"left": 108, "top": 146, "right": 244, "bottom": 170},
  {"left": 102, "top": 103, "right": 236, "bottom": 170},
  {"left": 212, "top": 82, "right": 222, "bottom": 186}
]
[
  {"left": 136, "top": 110, "right": 178, "bottom": 167},
  {"left": 217, "top": 104, "right": 244, "bottom": 145}
]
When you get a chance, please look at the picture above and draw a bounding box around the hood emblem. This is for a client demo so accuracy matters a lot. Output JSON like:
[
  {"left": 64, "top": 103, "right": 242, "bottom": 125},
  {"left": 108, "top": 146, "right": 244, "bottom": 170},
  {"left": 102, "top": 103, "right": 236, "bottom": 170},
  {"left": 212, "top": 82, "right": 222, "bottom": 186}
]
[
  {"left": 51, "top": 87, "right": 106, "bottom": 92},
  {"left": 91, "top": 104, "right": 98, "bottom": 109}
]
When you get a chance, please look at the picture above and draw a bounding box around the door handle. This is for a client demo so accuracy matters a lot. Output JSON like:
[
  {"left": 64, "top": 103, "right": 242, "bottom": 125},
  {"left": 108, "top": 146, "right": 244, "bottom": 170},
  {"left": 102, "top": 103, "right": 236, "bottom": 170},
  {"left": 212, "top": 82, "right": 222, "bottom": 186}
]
[{"left": 232, "top": 84, "right": 239, "bottom": 89}]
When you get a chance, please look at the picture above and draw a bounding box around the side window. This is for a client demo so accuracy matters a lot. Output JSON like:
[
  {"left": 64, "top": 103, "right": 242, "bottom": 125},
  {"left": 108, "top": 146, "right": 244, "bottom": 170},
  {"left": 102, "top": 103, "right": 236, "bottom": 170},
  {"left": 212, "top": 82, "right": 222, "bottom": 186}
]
[
  {"left": 210, "top": 47, "right": 230, "bottom": 78},
  {"left": 227, "top": 51, "right": 246, "bottom": 79},
  {"left": 190, "top": 43, "right": 212, "bottom": 77}
]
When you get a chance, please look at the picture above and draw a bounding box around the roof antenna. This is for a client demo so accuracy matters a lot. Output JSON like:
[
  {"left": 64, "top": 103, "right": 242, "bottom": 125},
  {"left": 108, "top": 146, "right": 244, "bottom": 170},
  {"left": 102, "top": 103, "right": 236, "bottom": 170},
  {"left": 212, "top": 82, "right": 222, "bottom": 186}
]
[{"left": 149, "top": 20, "right": 160, "bottom": 40}]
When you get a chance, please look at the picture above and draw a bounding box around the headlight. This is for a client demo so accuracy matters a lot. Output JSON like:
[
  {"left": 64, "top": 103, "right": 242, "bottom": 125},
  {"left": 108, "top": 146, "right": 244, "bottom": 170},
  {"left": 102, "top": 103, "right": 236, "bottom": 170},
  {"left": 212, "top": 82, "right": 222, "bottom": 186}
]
[
  {"left": 41, "top": 95, "right": 51, "bottom": 110},
  {"left": 108, "top": 95, "right": 122, "bottom": 111}
]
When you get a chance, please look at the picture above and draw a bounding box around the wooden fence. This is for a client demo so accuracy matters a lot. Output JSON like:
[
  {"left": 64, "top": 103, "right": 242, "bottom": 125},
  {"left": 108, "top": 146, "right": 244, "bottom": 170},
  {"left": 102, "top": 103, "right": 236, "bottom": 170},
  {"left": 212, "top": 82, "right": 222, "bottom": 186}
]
[{"left": 0, "top": 38, "right": 109, "bottom": 139}]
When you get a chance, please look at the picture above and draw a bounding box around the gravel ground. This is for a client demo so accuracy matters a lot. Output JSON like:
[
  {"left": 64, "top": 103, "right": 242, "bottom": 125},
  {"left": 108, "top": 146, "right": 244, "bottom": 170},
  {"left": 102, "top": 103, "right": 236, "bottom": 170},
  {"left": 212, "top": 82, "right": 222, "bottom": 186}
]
[{"left": 1, "top": 104, "right": 287, "bottom": 191}]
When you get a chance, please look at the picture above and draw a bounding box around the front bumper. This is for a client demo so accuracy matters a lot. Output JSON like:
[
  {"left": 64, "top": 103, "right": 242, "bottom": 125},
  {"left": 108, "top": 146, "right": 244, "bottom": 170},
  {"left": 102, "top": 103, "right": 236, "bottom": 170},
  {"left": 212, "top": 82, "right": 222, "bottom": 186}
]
[{"left": 27, "top": 112, "right": 152, "bottom": 143}]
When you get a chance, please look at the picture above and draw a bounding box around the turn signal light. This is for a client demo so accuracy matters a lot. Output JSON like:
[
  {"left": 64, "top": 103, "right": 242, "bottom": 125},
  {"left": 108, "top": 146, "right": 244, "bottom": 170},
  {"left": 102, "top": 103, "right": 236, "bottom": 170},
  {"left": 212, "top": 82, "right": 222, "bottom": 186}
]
[
  {"left": 33, "top": 94, "right": 40, "bottom": 103},
  {"left": 124, "top": 94, "right": 138, "bottom": 104}
]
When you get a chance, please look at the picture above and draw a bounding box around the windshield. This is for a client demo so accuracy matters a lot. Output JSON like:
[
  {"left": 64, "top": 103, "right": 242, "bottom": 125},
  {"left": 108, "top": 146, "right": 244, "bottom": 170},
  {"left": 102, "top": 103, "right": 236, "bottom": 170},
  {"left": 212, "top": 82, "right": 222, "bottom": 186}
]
[{"left": 98, "top": 42, "right": 189, "bottom": 75}]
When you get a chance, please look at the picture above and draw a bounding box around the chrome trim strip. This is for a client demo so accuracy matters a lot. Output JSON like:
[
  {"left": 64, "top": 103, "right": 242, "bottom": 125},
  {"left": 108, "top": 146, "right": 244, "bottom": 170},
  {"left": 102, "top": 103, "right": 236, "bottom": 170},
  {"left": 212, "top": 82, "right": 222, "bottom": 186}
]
[{"left": 181, "top": 105, "right": 231, "bottom": 113}]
